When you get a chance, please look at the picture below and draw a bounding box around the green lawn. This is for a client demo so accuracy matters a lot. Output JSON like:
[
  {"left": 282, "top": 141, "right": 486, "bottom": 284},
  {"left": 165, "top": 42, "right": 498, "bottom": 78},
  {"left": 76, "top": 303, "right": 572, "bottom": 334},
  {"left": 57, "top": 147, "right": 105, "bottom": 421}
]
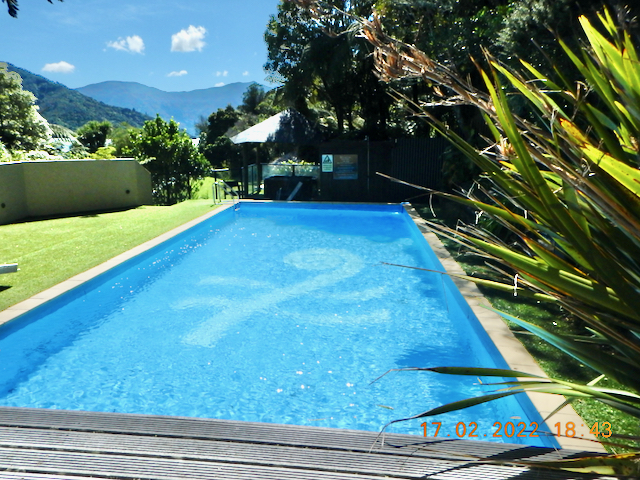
[
  {"left": 192, "top": 176, "right": 237, "bottom": 200},
  {"left": 192, "top": 177, "right": 216, "bottom": 199},
  {"left": 0, "top": 200, "right": 220, "bottom": 312}
]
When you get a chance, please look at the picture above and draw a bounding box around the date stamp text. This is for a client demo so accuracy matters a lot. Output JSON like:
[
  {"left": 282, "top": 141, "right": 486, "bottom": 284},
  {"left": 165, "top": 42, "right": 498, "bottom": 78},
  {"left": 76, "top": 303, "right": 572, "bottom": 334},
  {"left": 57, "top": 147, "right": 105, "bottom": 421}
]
[{"left": 421, "top": 421, "right": 612, "bottom": 438}]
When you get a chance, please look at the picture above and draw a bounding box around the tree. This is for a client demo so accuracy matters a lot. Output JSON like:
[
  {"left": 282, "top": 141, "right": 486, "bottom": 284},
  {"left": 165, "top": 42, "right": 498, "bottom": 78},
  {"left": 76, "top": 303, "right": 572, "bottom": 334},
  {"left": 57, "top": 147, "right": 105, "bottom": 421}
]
[
  {"left": 131, "top": 115, "right": 207, "bottom": 205},
  {"left": 0, "top": 62, "right": 51, "bottom": 152},
  {"left": 198, "top": 105, "right": 242, "bottom": 177},
  {"left": 3, "top": 0, "right": 62, "bottom": 18},
  {"left": 109, "top": 122, "right": 138, "bottom": 157},
  {"left": 277, "top": 0, "right": 640, "bottom": 186},
  {"left": 239, "top": 83, "right": 268, "bottom": 115},
  {"left": 495, "top": 0, "right": 640, "bottom": 73},
  {"left": 199, "top": 88, "right": 284, "bottom": 182},
  {"left": 76, "top": 120, "right": 112, "bottom": 154},
  {"left": 265, "top": 0, "right": 389, "bottom": 138}
]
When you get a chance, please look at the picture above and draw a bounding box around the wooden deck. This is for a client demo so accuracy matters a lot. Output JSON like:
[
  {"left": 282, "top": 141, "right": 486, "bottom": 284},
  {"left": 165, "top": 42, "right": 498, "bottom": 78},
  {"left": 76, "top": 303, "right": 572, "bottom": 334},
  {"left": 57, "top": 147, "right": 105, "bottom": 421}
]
[{"left": 0, "top": 407, "right": 616, "bottom": 480}]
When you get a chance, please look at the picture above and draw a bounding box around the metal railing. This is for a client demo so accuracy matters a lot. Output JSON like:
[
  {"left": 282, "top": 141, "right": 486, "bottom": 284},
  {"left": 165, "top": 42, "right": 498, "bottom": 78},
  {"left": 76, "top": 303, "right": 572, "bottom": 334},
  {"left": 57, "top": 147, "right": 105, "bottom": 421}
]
[
  {"left": 263, "top": 164, "right": 319, "bottom": 178},
  {"left": 211, "top": 178, "right": 240, "bottom": 210},
  {"left": 244, "top": 163, "right": 320, "bottom": 196}
]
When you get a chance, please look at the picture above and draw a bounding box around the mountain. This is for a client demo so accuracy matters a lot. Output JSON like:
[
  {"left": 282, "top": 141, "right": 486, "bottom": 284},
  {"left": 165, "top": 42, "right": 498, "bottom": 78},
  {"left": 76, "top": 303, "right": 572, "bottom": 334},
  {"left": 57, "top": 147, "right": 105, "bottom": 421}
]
[
  {"left": 76, "top": 81, "right": 255, "bottom": 135},
  {"left": 6, "top": 63, "right": 151, "bottom": 130}
]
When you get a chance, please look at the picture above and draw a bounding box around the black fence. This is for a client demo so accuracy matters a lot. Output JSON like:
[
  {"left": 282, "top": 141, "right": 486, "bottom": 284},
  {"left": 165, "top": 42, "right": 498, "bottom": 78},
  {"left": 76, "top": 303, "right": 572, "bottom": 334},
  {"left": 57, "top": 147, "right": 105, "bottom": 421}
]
[
  {"left": 317, "top": 138, "right": 447, "bottom": 202},
  {"left": 242, "top": 138, "right": 447, "bottom": 203}
]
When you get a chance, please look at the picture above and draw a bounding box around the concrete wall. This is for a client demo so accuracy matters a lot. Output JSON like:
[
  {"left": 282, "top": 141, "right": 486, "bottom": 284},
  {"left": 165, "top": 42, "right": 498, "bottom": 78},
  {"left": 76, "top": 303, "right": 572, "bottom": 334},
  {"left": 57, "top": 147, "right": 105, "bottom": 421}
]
[
  {"left": 0, "top": 163, "right": 28, "bottom": 224},
  {"left": 0, "top": 160, "right": 153, "bottom": 224}
]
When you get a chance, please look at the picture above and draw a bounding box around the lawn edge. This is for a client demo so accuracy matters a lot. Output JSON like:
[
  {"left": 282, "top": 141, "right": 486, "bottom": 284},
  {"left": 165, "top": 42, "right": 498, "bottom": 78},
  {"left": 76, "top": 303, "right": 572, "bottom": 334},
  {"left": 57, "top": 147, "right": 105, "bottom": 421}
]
[{"left": 0, "top": 203, "right": 235, "bottom": 328}]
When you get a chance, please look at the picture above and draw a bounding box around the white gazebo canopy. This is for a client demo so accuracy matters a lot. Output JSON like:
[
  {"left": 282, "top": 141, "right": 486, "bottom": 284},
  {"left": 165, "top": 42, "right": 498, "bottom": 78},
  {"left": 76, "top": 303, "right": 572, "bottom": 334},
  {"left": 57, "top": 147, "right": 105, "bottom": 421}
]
[{"left": 230, "top": 109, "right": 323, "bottom": 145}]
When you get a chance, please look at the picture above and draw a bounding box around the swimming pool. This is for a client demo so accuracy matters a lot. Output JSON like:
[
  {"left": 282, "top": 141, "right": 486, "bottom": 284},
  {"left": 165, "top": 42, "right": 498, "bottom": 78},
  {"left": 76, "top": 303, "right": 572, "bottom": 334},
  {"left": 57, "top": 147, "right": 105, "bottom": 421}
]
[{"left": 0, "top": 202, "right": 557, "bottom": 447}]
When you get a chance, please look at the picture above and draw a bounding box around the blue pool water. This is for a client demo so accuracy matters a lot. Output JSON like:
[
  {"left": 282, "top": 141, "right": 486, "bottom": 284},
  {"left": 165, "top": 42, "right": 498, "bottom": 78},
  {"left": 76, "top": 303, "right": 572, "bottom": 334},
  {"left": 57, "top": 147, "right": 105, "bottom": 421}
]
[{"left": 0, "top": 203, "right": 556, "bottom": 446}]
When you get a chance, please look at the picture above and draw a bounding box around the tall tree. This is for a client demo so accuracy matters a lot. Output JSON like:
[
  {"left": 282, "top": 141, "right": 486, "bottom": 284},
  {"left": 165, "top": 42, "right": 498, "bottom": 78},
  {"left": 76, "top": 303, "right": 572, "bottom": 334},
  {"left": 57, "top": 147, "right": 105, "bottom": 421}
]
[
  {"left": 0, "top": 63, "right": 51, "bottom": 152},
  {"left": 239, "top": 83, "right": 268, "bottom": 115},
  {"left": 131, "top": 115, "right": 207, "bottom": 205},
  {"left": 109, "top": 122, "right": 138, "bottom": 157},
  {"left": 368, "top": 0, "right": 640, "bottom": 188},
  {"left": 76, "top": 120, "right": 112, "bottom": 154},
  {"left": 265, "top": 0, "right": 387, "bottom": 138},
  {"left": 2, "top": 0, "right": 62, "bottom": 18},
  {"left": 198, "top": 105, "right": 242, "bottom": 178},
  {"left": 496, "top": 0, "right": 640, "bottom": 72}
]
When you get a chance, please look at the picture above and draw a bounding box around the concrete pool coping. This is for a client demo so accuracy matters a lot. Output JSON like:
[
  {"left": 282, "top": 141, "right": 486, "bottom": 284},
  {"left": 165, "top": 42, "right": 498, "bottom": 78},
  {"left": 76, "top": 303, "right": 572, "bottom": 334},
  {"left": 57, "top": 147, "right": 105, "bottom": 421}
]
[{"left": 0, "top": 200, "right": 604, "bottom": 452}]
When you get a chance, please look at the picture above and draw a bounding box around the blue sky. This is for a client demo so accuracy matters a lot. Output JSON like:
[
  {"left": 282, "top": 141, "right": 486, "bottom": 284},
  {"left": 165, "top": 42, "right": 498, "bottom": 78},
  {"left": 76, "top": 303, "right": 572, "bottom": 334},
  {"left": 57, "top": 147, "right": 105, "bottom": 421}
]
[{"left": 1, "top": 0, "right": 281, "bottom": 91}]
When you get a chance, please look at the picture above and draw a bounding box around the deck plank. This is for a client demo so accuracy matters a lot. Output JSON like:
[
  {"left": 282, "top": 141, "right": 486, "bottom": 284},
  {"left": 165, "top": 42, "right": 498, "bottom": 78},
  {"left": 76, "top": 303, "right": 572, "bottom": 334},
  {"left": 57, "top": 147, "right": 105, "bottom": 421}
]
[
  {"left": 0, "top": 407, "right": 617, "bottom": 480},
  {"left": 0, "top": 427, "right": 444, "bottom": 478}
]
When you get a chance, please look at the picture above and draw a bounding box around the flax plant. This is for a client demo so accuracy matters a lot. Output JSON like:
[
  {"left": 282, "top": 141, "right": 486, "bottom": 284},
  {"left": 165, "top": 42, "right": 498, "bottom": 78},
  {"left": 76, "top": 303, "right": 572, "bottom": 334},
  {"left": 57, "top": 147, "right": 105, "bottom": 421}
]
[
  {"left": 289, "top": 0, "right": 640, "bottom": 466},
  {"left": 367, "top": 9, "right": 640, "bottom": 421}
]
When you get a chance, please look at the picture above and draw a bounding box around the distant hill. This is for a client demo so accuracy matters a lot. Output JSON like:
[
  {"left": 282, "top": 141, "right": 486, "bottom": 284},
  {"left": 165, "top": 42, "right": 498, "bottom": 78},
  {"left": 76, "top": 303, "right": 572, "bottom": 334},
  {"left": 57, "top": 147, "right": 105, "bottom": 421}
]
[
  {"left": 6, "top": 63, "right": 151, "bottom": 131},
  {"left": 76, "top": 81, "right": 255, "bottom": 135}
]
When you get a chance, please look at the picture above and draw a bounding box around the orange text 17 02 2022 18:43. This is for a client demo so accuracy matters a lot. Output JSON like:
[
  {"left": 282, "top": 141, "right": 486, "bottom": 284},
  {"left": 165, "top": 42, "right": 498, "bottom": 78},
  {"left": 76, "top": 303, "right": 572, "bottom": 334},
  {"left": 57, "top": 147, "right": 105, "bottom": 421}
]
[{"left": 421, "top": 421, "right": 612, "bottom": 439}]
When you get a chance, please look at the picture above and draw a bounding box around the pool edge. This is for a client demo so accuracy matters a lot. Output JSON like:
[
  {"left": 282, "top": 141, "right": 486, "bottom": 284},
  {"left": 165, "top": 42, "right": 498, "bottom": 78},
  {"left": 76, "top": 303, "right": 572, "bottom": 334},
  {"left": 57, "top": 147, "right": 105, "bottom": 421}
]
[
  {"left": 0, "top": 202, "right": 236, "bottom": 329},
  {"left": 403, "top": 203, "right": 605, "bottom": 452}
]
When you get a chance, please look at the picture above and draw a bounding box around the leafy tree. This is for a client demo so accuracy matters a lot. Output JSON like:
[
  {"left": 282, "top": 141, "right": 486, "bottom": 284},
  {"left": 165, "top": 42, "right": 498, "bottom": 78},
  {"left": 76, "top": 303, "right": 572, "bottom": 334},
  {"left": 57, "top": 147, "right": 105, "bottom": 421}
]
[
  {"left": 239, "top": 83, "right": 268, "bottom": 115},
  {"left": 0, "top": 62, "right": 51, "bottom": 151},
  {"left": 275, "top": 0, "right": 640, "bottom": 187},
  {"left": 375, "top": 0, "right": 508, "bottom": 78},
  {"left": 265, "top": 0, "right": 388, "bottom": 138},
  {"left": 2, "top": 0, "right": 62, "bottom": 18},
  {"left": 131, "top": 115, "right": 207, "bottom": 205},
  {"left": 373, "top": 0, "right": 639, "bottom": 87},
  {"left": 76, "top": 120, "right": 112, "bottom": 154},
  {"left": 109, "top": 122, "right": 138, "bottom": 157},
  {"left": 199, "top": 87, "right": 286, "bottom": 184},
  {"left": 202, "top": 105, "right": 240, "bottom": 142},
  {"left": 198, "top": 105, "right": 242, "bottom": 177},
  {"left": 89, "top": 146, "right": 116, "bottom": 159},
  {"left": 495, "top": 0, "right": 640, "bottom": 73}
]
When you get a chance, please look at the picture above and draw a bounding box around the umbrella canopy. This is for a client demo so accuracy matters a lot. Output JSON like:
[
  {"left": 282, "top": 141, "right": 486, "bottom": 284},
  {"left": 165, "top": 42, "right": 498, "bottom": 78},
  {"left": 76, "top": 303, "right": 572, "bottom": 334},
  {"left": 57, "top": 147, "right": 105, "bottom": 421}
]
[{"left": 230, "top": 109, "right": 323, "bottom": 144}]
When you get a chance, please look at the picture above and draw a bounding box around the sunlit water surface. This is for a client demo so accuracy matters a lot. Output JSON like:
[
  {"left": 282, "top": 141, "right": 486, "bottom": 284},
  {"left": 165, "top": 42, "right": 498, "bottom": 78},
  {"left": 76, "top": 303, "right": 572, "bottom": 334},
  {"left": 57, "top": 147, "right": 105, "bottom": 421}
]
[{"left": 0, "top": 203, "right": 556, "bottom": 446}]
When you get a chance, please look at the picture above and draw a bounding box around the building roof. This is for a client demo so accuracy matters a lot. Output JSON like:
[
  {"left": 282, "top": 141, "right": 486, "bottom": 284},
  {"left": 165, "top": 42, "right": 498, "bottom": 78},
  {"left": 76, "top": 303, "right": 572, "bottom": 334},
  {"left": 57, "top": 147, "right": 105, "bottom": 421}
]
[{"left": 230, "top": 109, "right": 323, "bottom": 144}]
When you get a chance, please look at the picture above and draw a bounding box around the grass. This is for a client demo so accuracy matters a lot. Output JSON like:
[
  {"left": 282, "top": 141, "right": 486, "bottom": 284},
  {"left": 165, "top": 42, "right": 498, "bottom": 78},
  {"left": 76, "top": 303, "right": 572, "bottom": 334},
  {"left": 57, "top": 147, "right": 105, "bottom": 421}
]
[
  {"left": 192, "top": 176, "right": 238, "bottom": 200},
  {"left": 0, "top": 200, "right": 220, "bottom": 312},
  {"left": 192, "top": 177, "right": 216, "bottom": 199},
  {"left": 414, "top": 201, "right": 640, "bottom": 453}
]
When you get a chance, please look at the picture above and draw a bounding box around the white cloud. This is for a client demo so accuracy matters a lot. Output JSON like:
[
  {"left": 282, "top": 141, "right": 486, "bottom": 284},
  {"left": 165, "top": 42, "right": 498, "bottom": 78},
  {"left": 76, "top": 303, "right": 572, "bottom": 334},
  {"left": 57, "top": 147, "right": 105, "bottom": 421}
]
[
  {"left": 42, "top": 61, "right": 75, "bottom": 74},
  {"left": 215, "top": 82, "right": 225, "bottom": 87},
  {"left": 216, "top": 70, "right": 228, "bottom": 77},
  {"left": 171, "top": 25, "right": 206, "bottom": 52},
  {"left": 242, "top": 71, "right": 249, "bottom": 76},
  {"left": 107, "top": 35, "right": 145, "bottom": 54},
  {"left": 168, "top": 70, "right": 188, "bottom": 77}
]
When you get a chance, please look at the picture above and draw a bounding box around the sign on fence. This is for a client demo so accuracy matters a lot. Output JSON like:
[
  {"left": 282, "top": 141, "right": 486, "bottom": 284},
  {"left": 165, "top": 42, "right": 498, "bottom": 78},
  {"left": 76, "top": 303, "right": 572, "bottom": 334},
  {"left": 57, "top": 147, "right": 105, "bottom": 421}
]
[
  {"left": 333, "top": 154, "right": 358, "bottom": 180},
  {"left": 321, "top": 154, "right": 334, "bottom": 173}
]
